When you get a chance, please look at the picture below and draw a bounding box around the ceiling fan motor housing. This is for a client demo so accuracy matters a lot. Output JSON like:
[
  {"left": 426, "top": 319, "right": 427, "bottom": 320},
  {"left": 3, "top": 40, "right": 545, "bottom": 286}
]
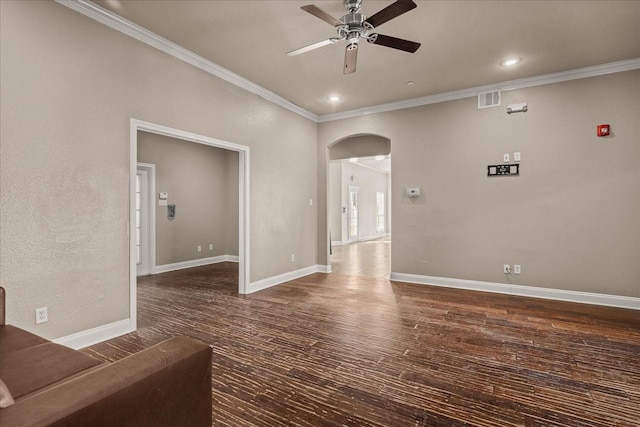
[{"left": 338, "top": 12, "right": 372, "bottom": 43}]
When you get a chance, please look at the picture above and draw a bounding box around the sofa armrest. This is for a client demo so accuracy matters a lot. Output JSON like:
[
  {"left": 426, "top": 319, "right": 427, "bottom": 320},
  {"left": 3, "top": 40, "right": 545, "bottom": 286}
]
[
  {"left": 0, "top": 287, "right": 5, "bottom": 326},
  {"left": 0, "top": 336, "right": 212, "bottom": 427}
]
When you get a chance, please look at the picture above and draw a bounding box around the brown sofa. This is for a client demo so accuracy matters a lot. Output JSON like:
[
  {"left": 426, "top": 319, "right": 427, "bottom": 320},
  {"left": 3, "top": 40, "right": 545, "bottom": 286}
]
[{"left": 0, "top": 287, "right": 213, "bottom": 426}]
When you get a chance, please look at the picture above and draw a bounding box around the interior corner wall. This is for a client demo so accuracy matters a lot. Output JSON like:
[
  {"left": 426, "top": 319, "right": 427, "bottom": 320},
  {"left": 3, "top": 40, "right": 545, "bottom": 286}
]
[
  {"left": 318, "top": 70, "right": 640, "bottom": 298},
  {"left": 0, "top": 0, "right": 317, "bottom": 340},
  {"left": 137, "top": 132, "right": 238, "bottom": 266}
]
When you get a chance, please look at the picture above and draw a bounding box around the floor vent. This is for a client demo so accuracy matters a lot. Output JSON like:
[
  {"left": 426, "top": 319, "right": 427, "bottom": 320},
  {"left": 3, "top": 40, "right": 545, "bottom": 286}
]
[{"left": 478, "top": 90, "right": 501, "bottom": 109}]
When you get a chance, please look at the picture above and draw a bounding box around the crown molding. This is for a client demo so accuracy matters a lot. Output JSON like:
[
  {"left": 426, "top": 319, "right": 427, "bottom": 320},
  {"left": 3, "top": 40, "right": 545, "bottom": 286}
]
[
  {"left": 56, "top": 1, "right": 638, "bottom": 125},
  {"left": 318, "top": 58, "right": 640, "bottom": 122},
  {"left": 56, "top": 0, "right": 319, "bottom": 122}
]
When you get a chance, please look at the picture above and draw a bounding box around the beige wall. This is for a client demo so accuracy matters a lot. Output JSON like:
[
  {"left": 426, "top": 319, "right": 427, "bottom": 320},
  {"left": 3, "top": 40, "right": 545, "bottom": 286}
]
[
  {"left": 0, "top": 1, "right": 317, "bottom": 339},
  {"left": 137, "top": 132, "right": 238, "bottom": 265},
  {"left": 319, "top": 70, "right": 640, "bottom": 298}
]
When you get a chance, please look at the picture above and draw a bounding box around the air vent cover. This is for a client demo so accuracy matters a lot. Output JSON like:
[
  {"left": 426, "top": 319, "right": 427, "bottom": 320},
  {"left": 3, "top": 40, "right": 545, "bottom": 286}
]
[{"left": 478, "top": 90, "right": 501, "bottom": 109}]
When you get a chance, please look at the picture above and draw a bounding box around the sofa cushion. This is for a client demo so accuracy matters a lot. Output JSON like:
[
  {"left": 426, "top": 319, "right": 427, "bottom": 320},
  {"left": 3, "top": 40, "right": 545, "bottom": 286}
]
[
  {"left": 0, "top": 342, "right": 103, "bottom": 399},
  {"left": 0, "top": 379, "right": 14, "bottom": 408},
  {"left": 0, "top": 325, "right": 49, "bottom": 354}
]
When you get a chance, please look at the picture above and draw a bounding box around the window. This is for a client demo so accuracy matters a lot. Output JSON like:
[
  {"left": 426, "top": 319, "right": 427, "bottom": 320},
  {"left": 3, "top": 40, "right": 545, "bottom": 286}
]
[{"left": 376, "top": 192, "right": 385, "bottom": 233}]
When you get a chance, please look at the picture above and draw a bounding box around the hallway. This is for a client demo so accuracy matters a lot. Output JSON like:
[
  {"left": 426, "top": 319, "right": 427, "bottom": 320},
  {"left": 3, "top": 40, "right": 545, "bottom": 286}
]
[{"left": 330, "top": 236, "right": 391, "bottom": 278}]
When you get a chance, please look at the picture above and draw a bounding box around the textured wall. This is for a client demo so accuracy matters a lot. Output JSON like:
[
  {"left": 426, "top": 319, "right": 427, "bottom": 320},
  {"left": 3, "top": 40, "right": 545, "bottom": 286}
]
[
  {"left": 318, "top": 70, "right": 640, "bottom": 297},
  {"left": 0, "top": 1, "right": 317, "bottom": 339}
]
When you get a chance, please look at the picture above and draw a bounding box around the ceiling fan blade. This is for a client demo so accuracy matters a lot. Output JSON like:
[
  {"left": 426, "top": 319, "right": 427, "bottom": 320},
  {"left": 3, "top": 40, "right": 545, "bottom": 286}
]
[
  {"left": 344, "top": 43, "right": 358, "bottom": 74},
  {"left": 365, "top": 0, "right": 417, "bottom": 28},
  {"left": 367, "top": 33, "right": 420, "bottom": 53},
  {"left": 301, "top": 5, "right": 343, "bottom": 27},
  {"left": 287, "top": 38, "right": 339, "bottom": 56}
]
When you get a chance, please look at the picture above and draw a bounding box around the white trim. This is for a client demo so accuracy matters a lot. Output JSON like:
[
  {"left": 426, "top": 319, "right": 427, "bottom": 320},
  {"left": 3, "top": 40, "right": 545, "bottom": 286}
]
[
  {"left": 359, "top": 233, "right": 389, "bottom": 242},
  {"left": 54, "top": 319, "right": 132, "bottom": 350},
  {"left": 56, "top": 0, "right": 317, "bottom": 122},
  {"left": 332, "top": 233, "right": 388, "bottom": 247},
  {"left": 317, "top": 265, "right": 332, "bottom": 273},
  {"left": 136, "top": 163, "right": 156, "bottom": 276},
  {"left": 390, "top": 273, "right": 640, "bottom": 310},
  {"left": 55, "top": 1, "right": 639, "bottom": 125},
  {"left": 154, "top": 255, "right": 239, "bottom": 274},
  {"left": 318, "top": 58, "right": 640, "bottom": 122},
  {"left": 247, "top": 265, "right": 326, "bottom": 294}
]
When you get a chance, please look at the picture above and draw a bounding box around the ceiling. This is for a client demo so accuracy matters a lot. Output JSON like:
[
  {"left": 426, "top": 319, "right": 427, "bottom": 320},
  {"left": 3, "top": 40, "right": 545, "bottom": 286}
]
[{"left": 92, "top": 0, "right": 640, "bottom": 117}]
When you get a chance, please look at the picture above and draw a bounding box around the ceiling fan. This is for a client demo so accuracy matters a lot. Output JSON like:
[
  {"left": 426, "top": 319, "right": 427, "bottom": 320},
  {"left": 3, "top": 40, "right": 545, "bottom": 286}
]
[{"left": 287, "top": 0, "right": 421, "bottom": 74}]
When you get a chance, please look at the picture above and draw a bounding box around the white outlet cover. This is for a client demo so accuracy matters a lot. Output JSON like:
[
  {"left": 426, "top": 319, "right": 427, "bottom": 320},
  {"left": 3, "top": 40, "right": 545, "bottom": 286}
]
[
  {"left": 35, "top": 307, "right": 48, "bottom": 324},
  {"left": 503, "top": 153, "right": 510, "bottom": 163},
  {"left": 514, "top": 152, "right": 521, "bottom": 162}
]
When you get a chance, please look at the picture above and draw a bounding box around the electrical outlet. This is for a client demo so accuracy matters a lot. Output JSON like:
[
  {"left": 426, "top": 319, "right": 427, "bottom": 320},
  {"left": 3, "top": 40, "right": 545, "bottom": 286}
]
[
  {"left": 197, "top": 245, "right": 202, "bottom": 252},
  {"left": 208, "top": 244, "right": 213, "bottom": 251},
  {"left": 503, "top": 264, "right": 511, "bottom": 274},
  {"left": 35, "top": 307, "right": 48, "bottom": 324},
  {"left": 290, "top": 254, "right": 295, "bottom": 262},
  {"left": 514, "top": 265, "right": 521, "bottom": 275},
  {"left": 514, "top": 152, "right": 521, "bottom": 162}
]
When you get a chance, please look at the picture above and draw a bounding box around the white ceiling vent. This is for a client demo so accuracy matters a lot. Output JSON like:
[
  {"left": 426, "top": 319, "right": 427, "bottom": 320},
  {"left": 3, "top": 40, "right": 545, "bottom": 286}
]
[{"left": 478, "top": 90, "right": 501, "bottom": 109}]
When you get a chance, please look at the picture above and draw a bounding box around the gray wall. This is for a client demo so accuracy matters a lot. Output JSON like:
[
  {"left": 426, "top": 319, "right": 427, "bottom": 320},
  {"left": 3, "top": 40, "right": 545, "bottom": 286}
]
[
  {"left": 319, "top": 70, "right": 640, "bottom": 298},
  {"left": 0, "top": 1, "right": 317, "bottom": 339},
  {"left": 138, "top": 132, "right": 238, "bottom": 265}
]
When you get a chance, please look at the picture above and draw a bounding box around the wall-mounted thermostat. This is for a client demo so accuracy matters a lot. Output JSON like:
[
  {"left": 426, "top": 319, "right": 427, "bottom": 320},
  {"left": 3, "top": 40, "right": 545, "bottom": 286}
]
[{"left": 407, "top": 187, "right": 421, "bottom": 198}]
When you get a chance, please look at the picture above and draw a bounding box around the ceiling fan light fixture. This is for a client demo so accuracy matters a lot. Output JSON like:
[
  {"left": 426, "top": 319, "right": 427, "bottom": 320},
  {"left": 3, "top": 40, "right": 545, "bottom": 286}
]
[
  {"left": 291, "top": 0, "right": 420, "bottom": 73},
  {"left": 501, "top": 57, "right": 522, "bottom": 67}
]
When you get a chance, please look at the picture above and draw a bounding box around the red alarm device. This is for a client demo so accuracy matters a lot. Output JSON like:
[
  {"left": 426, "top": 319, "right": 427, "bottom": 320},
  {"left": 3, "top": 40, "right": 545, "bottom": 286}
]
[{"left": 597, "top": 124, "right": 610, "bottom": 137}]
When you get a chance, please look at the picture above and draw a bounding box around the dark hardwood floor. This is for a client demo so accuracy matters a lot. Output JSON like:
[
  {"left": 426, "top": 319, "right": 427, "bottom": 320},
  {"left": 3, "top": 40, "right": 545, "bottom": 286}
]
[{"left": 83, "top": 263, "right": 640, "bottom": 426}]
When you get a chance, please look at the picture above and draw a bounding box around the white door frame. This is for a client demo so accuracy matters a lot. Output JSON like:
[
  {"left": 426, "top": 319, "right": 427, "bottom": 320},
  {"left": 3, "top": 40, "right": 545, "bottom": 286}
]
[
  {"left": 129, "top": 119, "right": 250, "bottom": 330},
  {"left": 136, "top": 163, "right": 156, "bottom": 276},
  {"left": 347, "top": 185, "right": 360, "bottom": 242}
]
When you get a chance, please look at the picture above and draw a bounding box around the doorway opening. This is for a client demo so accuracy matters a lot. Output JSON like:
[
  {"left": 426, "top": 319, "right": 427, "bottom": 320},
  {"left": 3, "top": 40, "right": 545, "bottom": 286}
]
[
  {"left": 129, "top": 119, "right": 250, "bottom": 330},
  {"left": 327, "top": 134, "right": 391, "bottom": 279}
]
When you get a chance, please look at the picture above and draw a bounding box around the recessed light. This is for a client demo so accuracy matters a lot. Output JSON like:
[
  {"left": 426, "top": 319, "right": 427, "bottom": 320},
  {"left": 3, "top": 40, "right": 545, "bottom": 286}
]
[
  {"left": 501, "top": 57, "right": 522, "bottom": 67},
  {"left": 328, "top": 95, "right": 340, "bottom": 102}
]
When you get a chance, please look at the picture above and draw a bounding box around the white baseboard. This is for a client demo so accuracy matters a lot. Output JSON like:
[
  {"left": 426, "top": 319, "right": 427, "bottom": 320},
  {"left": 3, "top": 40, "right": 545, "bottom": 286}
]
[
  {"left": 359, "top": 233, "right": 389, "bottom": 242},
  {"left": 53, "top": 318, "right": 133, "bottom": 350},
  {"left": 317, "top": 264, "right": 332, "bottom": 273},
  {"left": 390, "top": 272, "right": 640, "bottom": 310},
  {"left": 154, "top": 255, "right": 238, "bottom": 274},
  {"left": 248, "top": 265, "right": 328, "bottom": 294},
  {"left": 332, "top": 234, "right": 389, "bottom": 247}
]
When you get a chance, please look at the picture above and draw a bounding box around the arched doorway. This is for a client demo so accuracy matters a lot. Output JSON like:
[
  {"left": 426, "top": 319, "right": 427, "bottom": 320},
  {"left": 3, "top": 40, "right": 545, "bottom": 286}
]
[{"left": 327, "top": 134, "right": 391, "bottom": 278}]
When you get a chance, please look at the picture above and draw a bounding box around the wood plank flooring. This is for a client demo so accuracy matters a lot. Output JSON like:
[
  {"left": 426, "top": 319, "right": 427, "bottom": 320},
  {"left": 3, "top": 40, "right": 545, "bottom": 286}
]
[
  {"left": 330, "top": 237, "right": 391, "bottom": 279},
  {"left": 83, "top": 264, "right": 640, "bottom": 426}
]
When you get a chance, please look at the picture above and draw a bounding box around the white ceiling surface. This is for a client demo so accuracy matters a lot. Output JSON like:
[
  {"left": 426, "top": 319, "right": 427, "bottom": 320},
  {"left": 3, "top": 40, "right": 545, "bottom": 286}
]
[{"left": 94, "top": 1, "right": 640, "bottom": 117}]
